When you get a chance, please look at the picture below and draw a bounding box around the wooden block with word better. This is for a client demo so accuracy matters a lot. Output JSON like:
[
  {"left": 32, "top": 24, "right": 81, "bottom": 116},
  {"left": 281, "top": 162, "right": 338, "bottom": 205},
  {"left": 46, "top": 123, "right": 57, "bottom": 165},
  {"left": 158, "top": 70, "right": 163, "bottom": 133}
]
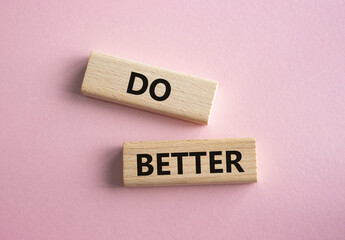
[
  {"left": 81, "top": 52, "right": 218, "bottom": 124},
  {"left": 123, "top": 138, "right": 257, "bottom": 187}
]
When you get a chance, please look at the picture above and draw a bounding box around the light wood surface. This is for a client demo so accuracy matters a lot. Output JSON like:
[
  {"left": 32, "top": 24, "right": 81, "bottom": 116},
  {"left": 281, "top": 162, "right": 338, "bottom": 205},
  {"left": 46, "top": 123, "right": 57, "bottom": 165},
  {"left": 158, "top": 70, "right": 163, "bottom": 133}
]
[
  {"left": 123, "top": 138, "right": 257, "bottom": 187},
  {"left": 81, "top": 52, "right": 218, "bottom": 124}
]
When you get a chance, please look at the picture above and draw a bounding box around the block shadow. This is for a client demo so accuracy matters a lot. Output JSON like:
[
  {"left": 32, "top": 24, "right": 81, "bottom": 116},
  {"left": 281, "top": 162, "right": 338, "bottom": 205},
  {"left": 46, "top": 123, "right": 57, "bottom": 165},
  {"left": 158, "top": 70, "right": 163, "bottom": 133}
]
[
  {"left": 105, "top": 148, "right": 123, "bottom": 187},
  {"left": 65, "top": 56, "right": 88, "bottom": 95}
]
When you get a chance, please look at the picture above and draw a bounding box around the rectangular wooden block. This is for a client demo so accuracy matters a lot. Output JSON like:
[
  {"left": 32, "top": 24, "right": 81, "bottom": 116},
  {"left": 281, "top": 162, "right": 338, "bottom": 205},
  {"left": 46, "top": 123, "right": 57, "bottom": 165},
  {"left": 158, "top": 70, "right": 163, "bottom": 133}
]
[
  {"left": 81, "top": 52, "right": 218, "bottom": 124},
  {"left": 123, "top": 138, "right": 257, "bottom": 187}
]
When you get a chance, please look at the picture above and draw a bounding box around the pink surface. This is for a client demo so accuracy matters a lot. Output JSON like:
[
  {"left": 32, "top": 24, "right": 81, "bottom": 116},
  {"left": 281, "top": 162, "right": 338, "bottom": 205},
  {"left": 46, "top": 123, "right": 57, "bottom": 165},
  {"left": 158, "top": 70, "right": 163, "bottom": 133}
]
[{"left": 1, "top": 1, "right": 344, "bottom": 239}]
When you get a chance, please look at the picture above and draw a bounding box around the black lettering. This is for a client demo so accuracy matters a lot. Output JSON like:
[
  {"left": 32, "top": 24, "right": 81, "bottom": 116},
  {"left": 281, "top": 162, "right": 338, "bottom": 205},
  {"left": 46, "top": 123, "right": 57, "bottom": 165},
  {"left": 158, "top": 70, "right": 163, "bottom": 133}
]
[
  {"left": 137, "top": 154, "right": 154, "bottom": 176},
  {"left": 171, "top": 152, "right": 188, "bottom": 174},
  {"left": 226, "top": 151, "right": 244, "bottom": 172},
  {"left": 189, "top": 152, "right": 206, "bottom": 174},
  {"left": 127, "top": 72, "right": 148, "bottom": 95},
  {"left": 209, "top": 151, "right": 223, "bottom": 173},
  {"left": 149, "top": 79, "right": 171, "bottom": 101},
  {"left": 157, "top": 153, "right": 170, "bottom": 175}
]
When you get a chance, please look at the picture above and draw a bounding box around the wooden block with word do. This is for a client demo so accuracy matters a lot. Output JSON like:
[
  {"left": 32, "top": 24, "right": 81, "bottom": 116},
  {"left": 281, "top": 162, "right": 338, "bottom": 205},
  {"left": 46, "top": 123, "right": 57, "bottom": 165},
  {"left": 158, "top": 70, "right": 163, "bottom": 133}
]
[
  {"left": 81, "top": 52, "right": 218, "bottom": 124},
  {"left": 123, "top": 138, "right": 257, "bottom": 187}
]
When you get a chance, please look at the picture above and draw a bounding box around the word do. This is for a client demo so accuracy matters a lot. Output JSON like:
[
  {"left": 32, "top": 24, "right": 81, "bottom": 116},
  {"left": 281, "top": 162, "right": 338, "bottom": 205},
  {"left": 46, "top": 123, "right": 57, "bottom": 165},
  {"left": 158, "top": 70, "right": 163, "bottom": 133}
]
[{"left": 126, "top": 72, "right": 171, "bottom": 101}]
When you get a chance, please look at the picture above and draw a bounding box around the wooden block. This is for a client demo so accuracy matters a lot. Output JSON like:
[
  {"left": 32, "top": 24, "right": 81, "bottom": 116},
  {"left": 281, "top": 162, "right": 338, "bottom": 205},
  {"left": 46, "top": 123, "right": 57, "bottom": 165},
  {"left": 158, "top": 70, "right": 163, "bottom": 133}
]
[
  {"left": 123, "top": 138, "right": 257, "bottom": 187},
  {"left": 81, "top": 52, "right": 218, "bottom": 124}
]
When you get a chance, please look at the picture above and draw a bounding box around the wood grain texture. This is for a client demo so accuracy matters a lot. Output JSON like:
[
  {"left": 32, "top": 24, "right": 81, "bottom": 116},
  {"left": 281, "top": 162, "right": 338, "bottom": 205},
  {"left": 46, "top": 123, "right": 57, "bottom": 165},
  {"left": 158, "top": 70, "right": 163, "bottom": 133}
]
[
  {"left": 81, "top": 52, "right": 218, "bottom": 124},
  {"left": 123, "top": 138, "right": 257, "bottom": 187}
]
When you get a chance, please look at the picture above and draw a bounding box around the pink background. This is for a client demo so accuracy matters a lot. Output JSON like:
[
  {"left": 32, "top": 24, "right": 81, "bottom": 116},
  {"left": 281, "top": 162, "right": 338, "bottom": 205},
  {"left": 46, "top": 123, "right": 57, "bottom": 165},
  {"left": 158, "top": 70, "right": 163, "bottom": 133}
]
[{"left": 1, "top": 0, "right": 344, "bottom": 239}]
